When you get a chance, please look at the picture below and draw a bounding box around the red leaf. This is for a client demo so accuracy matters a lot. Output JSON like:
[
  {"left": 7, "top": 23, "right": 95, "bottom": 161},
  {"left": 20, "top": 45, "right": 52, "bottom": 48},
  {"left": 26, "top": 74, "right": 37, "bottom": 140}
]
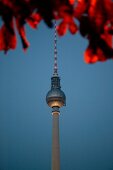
[
  {"left": 57, "top": 21, "right": 67, "bottom": 36},
  {"left": 26, "top": 13, "right": 42, "bottom": 29},
  {"left": 84, "top": 48, "right": 98, "bottom": 64},
  {"left": 74, "top": 0, "right": 87, "bottom": 19},
  {"left": 69, "top": 21, "right": 78, "bottom": 34},
  {"left": 16, "top": 19, "right": 30, "bottom": 50},
  {"left": 0, "top": 24, "right": 17, "bottom": 52},
  {"left": 69, "top": 0, "right": 75, "bottom": 5}
]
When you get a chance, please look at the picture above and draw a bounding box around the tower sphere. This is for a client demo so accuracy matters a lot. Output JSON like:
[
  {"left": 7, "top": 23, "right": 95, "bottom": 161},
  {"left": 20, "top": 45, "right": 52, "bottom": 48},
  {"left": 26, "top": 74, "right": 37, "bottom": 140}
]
[{"left": 46, "top": 87, "right": 66, "bottom": 108}]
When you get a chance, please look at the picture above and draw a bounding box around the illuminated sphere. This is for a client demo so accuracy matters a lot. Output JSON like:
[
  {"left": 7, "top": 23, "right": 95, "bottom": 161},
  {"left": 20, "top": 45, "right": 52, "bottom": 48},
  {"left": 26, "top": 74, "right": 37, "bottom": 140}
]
[{"left": 46, "top": 88, "right": 66, "bottom": 108}]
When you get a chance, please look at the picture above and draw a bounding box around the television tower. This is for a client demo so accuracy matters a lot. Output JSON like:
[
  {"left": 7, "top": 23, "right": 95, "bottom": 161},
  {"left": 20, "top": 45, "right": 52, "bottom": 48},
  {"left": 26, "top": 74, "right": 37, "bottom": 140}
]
[{"left": 46, "top": 21, "right": 66, "bottom": 170}]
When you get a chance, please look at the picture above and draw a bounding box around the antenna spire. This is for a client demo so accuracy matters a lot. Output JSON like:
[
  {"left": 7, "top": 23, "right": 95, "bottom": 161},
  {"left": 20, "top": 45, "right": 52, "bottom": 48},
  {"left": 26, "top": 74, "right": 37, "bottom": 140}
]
[{"left": 53, "top": 20, "right": 58, "bottom": 76}]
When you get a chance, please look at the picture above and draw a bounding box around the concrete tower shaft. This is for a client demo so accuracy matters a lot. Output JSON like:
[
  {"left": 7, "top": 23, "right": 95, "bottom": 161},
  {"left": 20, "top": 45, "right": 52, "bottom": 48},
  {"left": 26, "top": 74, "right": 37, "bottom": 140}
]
[{"left": 52, "top": 113, "right": 60, "bottom": 170}]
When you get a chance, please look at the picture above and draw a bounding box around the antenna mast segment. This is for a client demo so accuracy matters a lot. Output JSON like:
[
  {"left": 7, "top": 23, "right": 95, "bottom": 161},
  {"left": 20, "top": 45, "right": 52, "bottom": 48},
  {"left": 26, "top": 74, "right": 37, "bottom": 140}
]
[{"left": 53, "top": 20, "right": 58, "bottom": 76}]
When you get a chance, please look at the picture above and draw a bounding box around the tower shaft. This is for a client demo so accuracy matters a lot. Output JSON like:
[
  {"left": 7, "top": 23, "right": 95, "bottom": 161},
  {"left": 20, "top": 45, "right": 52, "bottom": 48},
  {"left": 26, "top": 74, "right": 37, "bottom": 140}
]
[{"left": 52, "top": 112, "right": 60, "bottom": 170}]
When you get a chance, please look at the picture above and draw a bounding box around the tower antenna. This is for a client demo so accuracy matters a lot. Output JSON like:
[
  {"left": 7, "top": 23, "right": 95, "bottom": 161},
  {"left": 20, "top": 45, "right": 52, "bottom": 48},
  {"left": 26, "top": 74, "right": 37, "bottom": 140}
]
[{"left": 53, "top": 20, "right": 58, "bottom": 76}]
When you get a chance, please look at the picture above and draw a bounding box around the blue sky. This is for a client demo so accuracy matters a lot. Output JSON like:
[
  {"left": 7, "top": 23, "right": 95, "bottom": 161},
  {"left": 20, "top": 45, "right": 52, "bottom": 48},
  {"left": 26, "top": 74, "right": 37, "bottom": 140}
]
[{"left": 0, "top": 22, "right": 113, "bottom": 170}]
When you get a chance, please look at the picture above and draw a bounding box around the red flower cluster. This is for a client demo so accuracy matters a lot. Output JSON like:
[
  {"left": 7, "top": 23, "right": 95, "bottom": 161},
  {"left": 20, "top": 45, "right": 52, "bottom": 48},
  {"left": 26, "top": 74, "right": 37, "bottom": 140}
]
[{"left": 0, "top": 0, "right": 113, "bottom": 63}]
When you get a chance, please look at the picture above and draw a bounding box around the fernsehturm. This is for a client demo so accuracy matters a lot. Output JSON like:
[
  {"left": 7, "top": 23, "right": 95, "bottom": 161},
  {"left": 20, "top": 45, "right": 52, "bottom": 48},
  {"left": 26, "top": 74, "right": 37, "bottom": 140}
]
[{"left": 46, "top": 21, "right": 66, "bottom": 170}]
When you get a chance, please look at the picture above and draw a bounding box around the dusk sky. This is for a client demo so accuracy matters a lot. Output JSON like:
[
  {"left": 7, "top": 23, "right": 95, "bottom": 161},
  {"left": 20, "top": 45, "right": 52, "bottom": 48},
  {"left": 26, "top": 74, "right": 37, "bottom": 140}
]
[{"left": 0, "top": 22, "right": 113, "bottom": 170}]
